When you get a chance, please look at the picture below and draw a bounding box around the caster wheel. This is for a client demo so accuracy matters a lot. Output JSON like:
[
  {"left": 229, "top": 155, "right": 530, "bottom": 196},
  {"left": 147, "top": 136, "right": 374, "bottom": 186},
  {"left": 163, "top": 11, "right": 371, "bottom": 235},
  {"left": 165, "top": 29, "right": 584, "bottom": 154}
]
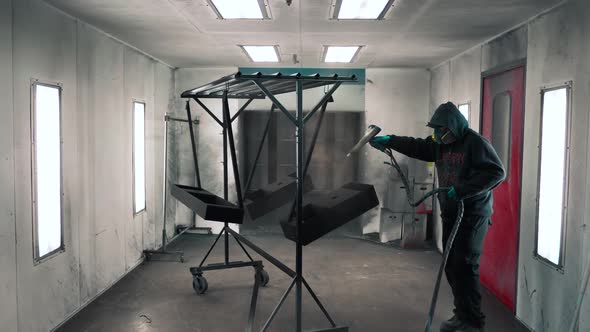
[
  {"left": 258, "top": 269, "right": 270, "bottom": 287},
  {"left": 193, "top": 275, "right": 208, "bottom": 294}
]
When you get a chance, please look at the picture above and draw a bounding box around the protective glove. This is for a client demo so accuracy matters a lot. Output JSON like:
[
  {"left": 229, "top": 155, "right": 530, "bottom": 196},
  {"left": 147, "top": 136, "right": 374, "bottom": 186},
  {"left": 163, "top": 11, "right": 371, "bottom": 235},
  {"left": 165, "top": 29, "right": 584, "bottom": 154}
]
[
  {"left": 447, "top": 186, "right": 459, "bottom": 201},
  {"left": 369, "top": 135, "right": 391, "bottom": 152}
]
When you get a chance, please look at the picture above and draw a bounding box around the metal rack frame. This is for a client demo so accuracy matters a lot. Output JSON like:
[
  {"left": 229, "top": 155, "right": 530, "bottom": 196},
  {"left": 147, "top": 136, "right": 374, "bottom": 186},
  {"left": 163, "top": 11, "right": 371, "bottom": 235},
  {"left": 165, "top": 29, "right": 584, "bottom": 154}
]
[{"left": 182, "top": 71, "right": 356, "bottom": 332}]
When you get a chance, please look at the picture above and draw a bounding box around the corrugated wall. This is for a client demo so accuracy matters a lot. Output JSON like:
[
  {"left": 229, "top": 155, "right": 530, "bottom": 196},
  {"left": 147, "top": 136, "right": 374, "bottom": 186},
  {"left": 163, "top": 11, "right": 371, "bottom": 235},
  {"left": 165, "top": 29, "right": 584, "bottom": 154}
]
[
  {"left": 429, "top": 1, "right": 590, "bottom": 330},
  {"left": 2, "top": 0, "right": 176, "bottom": 330}
]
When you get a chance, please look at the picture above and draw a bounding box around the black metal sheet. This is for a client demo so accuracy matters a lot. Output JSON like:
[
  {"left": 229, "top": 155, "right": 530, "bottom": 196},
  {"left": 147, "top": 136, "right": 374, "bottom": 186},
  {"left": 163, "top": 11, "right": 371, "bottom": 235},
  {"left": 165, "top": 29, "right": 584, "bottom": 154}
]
[
  {"left": 171, "top": 184, "right": 244, "bottom": 224},
  {"left": 280, "top": 183, "right": 379, "bottom": 245},
  {"left": 244, "top": 173, "right": 314, "bottom": 220}
]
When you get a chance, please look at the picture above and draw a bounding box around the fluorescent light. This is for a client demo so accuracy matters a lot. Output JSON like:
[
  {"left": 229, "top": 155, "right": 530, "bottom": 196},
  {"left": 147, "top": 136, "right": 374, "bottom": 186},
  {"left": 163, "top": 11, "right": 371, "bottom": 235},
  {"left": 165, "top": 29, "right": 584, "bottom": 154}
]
[
  {"left": 241, "top": 46, "right": 280, "bottom": 62},
  {"left": 133, "top": 101, "right": 146, "bottom": 214},
  {"left": 209, "top": 0, "right": 268, "bottom": 19},
  {"left": 323, "top": 46, "right": 361, "bottom": 63},
  {"left": 334, "top": 0, "right": 393, "bottom": 20},
  {"left": 537, "top": 87, "right": 569, "bottom": 266},
  {"left": 33, "top": 84, "right": 63, "bottom": 259}
]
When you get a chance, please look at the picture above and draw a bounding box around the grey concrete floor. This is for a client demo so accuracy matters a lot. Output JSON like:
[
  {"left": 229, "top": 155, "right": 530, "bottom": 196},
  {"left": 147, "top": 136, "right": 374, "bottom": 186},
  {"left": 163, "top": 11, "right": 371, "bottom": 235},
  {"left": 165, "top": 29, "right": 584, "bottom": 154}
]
[{"left": 57, "top": 234, "right": 528, "bottom": 332}]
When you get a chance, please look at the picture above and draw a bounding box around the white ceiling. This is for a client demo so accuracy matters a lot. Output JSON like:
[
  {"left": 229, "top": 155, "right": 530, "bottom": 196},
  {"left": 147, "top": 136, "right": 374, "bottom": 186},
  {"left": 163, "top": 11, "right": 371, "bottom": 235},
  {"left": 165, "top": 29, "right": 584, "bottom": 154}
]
[{"left": 45, "top": 0, "right": 561, "bottom": 68}]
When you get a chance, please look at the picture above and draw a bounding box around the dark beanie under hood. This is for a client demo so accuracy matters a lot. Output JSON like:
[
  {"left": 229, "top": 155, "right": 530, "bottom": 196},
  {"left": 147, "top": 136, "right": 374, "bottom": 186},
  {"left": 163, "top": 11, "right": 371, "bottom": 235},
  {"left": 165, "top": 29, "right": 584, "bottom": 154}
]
[{"left": 427, "top": 102, "right": 469, "bottom": 139}]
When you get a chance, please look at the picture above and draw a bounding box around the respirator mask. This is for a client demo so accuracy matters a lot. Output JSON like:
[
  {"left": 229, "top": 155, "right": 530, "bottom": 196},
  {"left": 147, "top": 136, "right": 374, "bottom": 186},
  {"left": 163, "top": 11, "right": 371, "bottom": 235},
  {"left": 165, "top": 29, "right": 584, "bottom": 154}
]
[{"left": 432, "top": 127, "right": 457, "bottom": 145}]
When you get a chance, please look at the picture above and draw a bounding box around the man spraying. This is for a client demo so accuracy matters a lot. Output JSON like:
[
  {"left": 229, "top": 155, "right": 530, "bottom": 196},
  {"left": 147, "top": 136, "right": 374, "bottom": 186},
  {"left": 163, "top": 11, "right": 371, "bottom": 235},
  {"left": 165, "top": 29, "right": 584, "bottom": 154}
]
[{"left": 370, "top": 102, "right": 505, "bottom": 332}]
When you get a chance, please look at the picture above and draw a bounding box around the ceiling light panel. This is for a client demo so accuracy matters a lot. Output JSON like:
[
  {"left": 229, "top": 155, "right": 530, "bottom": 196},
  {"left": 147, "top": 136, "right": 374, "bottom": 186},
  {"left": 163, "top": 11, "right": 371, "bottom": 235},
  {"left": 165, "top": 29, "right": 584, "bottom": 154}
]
[
  {"left": 241, "top": 46, "right": 280, "bottom": 62},
  {"left": 323, "top": 46, "right": 361, "bottom": 63},
  {"left": 333, "top": 0, "right": 394, "bottom": 20},
  {"left": 209, "top": 0, "right": 270, "bottom": 19}
]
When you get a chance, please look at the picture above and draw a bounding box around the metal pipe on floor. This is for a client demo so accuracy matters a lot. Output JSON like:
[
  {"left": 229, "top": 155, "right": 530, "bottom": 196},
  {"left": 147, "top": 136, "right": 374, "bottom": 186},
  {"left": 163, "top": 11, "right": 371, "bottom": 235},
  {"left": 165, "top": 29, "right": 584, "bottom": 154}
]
[{"left": 143, "top": 113, "right": 186, "bottom": 262}]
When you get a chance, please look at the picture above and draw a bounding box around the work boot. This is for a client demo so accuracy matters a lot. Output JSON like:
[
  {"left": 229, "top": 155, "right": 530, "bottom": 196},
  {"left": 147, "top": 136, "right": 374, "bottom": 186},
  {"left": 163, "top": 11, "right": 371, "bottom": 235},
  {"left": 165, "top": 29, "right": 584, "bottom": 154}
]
[
  {"left": 456, "top": 324, "right": 483, "bottom": 332},
  {"left": 440, "top": 315, "right": 461, "bottom": 332},
  {"left": 440, "top": 317, "right": 483, "bottom": 332}
]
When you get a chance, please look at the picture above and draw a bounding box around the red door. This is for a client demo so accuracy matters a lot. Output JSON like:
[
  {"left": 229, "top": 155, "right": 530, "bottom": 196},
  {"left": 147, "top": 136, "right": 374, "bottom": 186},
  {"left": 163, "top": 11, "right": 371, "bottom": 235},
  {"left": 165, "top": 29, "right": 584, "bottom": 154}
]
[{"left": 480, "top": 65, "right": 525, "bottom": 311}]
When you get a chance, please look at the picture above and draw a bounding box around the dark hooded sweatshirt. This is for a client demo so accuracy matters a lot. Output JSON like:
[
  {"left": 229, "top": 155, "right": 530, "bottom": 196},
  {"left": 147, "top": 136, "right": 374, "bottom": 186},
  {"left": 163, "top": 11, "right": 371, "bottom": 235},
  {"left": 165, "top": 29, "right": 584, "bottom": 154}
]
[{"left": 384, "top": 102, "right": 506, "bottom": 220}]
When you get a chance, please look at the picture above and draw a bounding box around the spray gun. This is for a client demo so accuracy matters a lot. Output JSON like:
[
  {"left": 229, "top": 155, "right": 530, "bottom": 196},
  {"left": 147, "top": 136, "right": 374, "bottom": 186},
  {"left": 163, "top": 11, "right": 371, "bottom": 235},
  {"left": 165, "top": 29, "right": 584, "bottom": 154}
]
[{"left": 346, "top": 125, "right": 382, "bottom": 157}]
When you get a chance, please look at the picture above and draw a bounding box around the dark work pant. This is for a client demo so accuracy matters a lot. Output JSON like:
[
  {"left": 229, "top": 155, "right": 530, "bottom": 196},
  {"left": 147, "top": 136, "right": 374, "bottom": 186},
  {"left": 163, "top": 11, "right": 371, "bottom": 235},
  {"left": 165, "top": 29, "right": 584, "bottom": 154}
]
[{"left": 442, "top": 215, "right": 489, "bottom": 328}]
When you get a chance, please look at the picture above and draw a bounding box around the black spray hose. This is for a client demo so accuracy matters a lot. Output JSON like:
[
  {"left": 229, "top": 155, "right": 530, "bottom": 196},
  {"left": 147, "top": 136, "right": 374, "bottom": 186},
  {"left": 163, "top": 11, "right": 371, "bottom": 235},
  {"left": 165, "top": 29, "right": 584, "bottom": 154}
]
[
  {"left": 424, "top": 203, "right": 463, "bottom": 332},
  {"left": 382, "top": 148, "right": 464, "bottom": 332}
]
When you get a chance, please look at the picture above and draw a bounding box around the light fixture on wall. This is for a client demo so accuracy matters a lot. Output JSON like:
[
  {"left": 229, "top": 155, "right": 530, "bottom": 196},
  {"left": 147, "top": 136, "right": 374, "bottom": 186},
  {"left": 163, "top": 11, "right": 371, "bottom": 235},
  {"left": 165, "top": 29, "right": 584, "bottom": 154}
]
[
  {"left": 240, "top": 45, "right": 280, "bottom": 62},
  {"left": 331, "top": 0, "right": 394, "bottom": 20},
  {"left": 208, "top": 0, "right": 271, "bottom": 19},
  {"left": 535, "top": 83, "right": 571, "bottom": 268},
  {"left": 458, "top": 103, "right": 470, "bottom": 123},
  {"left": 322, "top": 46, "right": 362, "bottom": 63},
  {"left": 31, "top": 80, "right": 64, "bottom": 263}
]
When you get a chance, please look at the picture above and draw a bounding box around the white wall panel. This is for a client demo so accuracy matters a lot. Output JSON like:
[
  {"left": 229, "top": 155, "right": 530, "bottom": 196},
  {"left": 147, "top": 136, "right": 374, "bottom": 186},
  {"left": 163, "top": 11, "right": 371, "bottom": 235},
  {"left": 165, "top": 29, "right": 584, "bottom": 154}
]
[
  {"left": 518, "top": 2, "right": 590, "bottom": 331},
  {"left": 4, "top": 1, "right": 174, "bottom": 330},
  {"left": 481, "top": 26, "right": 528, "bottom": 74},
  {"left": 429, "top": 63, "right": 451, "bottom": 116},
  {"left": 12, "top": 0, "right": 80, "bottom": 330},
  {"left": 75, "top": 22, "right": 127, "bottom": 303},
  {"left": 124, "top": 48, "right": 156, "bottom": 267},
  {"left": 582, "top": 0, "right": 590, "bottom": 316},
  {"left": 361, "top": 68, "right": 430, "bottom": 234},
  {"left": 154, "top": 63, "right": 176, "bottom": 247},
  {"left": 450, "top": 48, "right": 482, "bottom": 131},
  {"left": 0, "top": 0, "right": 18, "bottom": 330}
]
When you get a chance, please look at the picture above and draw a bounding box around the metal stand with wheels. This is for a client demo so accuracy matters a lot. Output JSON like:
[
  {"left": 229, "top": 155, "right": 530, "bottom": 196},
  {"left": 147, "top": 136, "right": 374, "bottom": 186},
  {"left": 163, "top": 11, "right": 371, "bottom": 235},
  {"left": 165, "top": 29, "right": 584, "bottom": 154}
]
[
  {"left": 144, "top": 113, "right": 199, "bottom": 263},
  {"left": 181, "top": 96, "right": 268, "bottom": 331},
  {"left": 178, "top": 72, "right": 356, "bottom": 332}
]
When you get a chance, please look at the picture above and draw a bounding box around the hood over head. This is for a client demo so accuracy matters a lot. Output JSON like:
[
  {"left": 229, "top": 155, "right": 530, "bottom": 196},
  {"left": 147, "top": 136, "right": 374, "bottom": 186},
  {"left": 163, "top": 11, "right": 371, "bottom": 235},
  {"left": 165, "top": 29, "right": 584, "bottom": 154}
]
[{"left": 427, "top": 102, "right": 469, "bottom": 138}]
